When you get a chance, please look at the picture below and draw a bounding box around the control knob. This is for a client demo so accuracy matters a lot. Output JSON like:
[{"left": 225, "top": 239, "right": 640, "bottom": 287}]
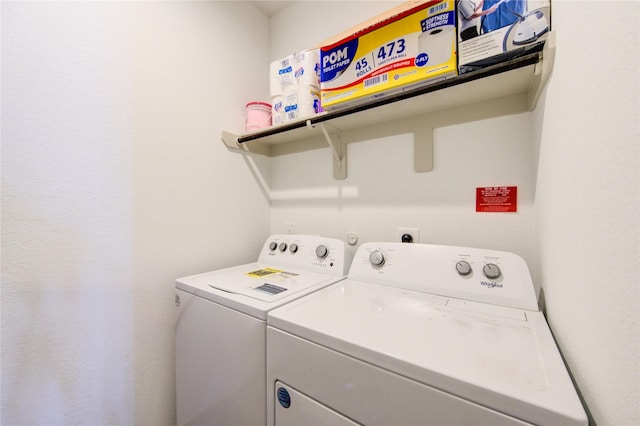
[
  {"left": 483, "top": 263, "right": 501, "bottom": 279},
  {"left": 369, "top": 250, "right": 385, "bottom": 267},
  {"left": 289, "top": 243, "right": 298, "bottom": 253},
  {"left": 315, "top": 245, "right": 329, "bottom": 259},
  {"left": 279, "top": 243, "right": 287, "bottom": 252},
  {"left": 455, "top": 260, "right": 472, "bottom": 276},
  {"left": 269, "top": 242, "right": 277, "bottom": 251}
]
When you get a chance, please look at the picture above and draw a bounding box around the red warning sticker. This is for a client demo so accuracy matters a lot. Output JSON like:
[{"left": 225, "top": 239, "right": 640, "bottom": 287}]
[{"left": 476, "top": 186, "right": 517, "bottom": 213}]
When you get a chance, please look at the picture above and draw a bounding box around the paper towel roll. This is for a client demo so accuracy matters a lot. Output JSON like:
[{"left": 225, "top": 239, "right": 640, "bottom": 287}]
[
  {"left": 271, "top": 96, "right": 286, "bottom": 126},
  {"left": 283, "top": 85, "right": 321, "bottom": 122},
  {"left": 293, "top": 49, "right": 321, "bottom": 89},
  {"left": 418, "top": 25, "right": 455, "bottom": 67},
  {"left": 270, "top": 55, "right": 295, "bottom": 97},
  {"left": 270, "top": 50, "right": 320, "bottom": 97}
]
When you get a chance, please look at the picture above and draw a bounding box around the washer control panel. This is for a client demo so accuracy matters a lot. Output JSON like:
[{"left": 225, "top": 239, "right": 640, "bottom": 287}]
[
  {"left": 258, "top": 235, "right": 353, "bottom": 277},
  {"left": 350, "top": 242, "right": 538, "bottom": 311}
]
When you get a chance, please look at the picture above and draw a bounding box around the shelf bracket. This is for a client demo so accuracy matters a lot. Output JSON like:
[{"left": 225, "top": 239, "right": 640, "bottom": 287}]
[
  {"left": 414, "top": 123, "right": 434, "bottom": 173},
  {"left": 306, "top": 120, "right": 347, "bottom": 179},
  {"left": 221, "top": 130, "right": 271, "bottom": 156},
  {"left": 529, "top": 31, "right": 556, "bottom": 110},
  {"left": 221, "top": 130, "right": 272, "bottom": 202},
  {"left": 413, "top": 126, "right": 435, "bottom": 173}
]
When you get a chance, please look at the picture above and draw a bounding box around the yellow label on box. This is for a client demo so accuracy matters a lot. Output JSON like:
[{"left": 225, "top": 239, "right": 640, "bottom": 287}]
[{"left": 320, "top": 0, "right": 457, "bottom": 110}]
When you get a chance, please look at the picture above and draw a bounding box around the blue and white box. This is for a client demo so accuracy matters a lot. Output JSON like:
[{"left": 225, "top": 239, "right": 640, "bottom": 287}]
[{"left": 457, "top": 0, "right": 551, "bottom": 73}]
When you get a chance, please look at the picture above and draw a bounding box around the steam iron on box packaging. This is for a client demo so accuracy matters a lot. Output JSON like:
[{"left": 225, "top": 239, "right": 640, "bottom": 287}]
[{"left": 457, "top": 0, "right": 551, "bottom": 74}]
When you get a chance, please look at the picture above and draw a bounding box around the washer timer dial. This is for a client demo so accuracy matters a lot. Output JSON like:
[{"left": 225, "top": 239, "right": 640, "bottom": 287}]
[
  {"left": 369, "top": 251, "right": 385, "bottom": 267},
  {"left": 455, "top": 260, "right": 472, "bottom": 276},
  {"left": 315, "top": 245, "right": 329, "bottom": 259},
  {"left": 483, "top": 263, "right": 502, "bottom": 279}
]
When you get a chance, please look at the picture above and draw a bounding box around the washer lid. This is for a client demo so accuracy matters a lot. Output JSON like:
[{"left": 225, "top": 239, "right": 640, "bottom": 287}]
[
  {"left": 176, "top": 262, "right": 345, "bottom": 320},
  {"left": 267, "top": 280, "right": 587, "bottom": 426}
]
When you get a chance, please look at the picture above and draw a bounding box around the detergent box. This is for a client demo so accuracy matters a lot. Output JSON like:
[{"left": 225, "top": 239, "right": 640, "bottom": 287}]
[
  {"left": 457, "top": 0, "right": 551, "bottom": 74},
  {"left": 320, "top": 0, "right": 457, "bottom": 110}
]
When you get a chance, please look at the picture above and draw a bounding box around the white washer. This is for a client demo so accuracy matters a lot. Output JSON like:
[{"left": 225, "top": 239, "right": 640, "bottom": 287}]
[
  {"left": 267, "top": 242, "right": 588, "bottom": 426},
  {"left": 176, "top": 234, "right": 353, "bottom": 426}
]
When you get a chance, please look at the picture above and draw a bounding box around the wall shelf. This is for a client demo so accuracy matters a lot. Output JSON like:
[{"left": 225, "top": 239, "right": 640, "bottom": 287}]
[{"left": 222, "top": 32, "right": 555, "bottom": 180}]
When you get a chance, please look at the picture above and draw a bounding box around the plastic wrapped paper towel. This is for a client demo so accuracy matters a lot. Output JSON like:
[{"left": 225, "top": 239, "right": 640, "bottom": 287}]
[
  {"left": 271, "top": 96, "right": 286, "bottom": 126},
  {"left": 270, "top": 55, "right": 295, "bottom": 98},
  {"left": 293, "top": 49, "right": 321, "bottom": 88},
  {"left": 282, "top": 85, "right": 321, "bottom": 122},
  {"left": 270, "top": 49, "right": 320, "bottom": 97}
]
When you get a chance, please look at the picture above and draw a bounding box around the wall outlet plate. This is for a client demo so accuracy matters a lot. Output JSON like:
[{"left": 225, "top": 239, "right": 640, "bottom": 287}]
[{"left": 396, "top": 227, "right": 420, "bottom": 243}]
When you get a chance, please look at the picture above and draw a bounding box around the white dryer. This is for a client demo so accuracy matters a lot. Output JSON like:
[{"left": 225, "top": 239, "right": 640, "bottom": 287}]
[
  {"left": 175, "top": 234, "right": 352, "bottom": 426},
  {"left": 267, "top": 242, "right": 588, "bottom": 426}
]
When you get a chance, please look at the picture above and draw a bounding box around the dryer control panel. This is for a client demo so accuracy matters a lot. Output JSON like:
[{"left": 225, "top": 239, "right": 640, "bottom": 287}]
[
  {"left": 349, "top": 242, "right": 538, "bottom": 311},
  {"left": 258, "top": 235, "right": 353, "bottom": 278}
]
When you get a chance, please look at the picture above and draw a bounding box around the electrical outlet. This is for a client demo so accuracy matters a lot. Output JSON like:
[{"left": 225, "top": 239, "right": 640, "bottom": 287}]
[
  {"left": 286, "top": 223, "right": 295, "bottom": 234},
  {"left": 396, "top": 227, "right": 420, "bottom": 243}
]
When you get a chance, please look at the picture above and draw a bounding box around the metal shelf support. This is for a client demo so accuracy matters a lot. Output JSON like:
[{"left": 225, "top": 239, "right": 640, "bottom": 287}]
[{"left": 306, "top": 120, "right": 346, "bottom": 179}]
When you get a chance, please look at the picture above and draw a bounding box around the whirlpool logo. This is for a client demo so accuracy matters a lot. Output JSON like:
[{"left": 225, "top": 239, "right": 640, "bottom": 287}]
[{"left": 481, "top": 281, "right": 503, "bottom": 289}]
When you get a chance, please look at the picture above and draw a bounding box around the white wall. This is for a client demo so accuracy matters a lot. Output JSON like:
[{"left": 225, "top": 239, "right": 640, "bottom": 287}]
[
  {"left": 1, "top": 2, "right": 270, "bottom": 424},
  {"left": 270, "top": 1, "right": 403, "bottom": 57},
  {"left": 535, "top": 1, "right": 639, "bottom": 424}
]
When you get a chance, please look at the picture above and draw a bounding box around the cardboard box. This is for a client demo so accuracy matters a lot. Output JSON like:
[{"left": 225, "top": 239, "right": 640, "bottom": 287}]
[
  {"left": 320, "top": 0, "right": 457, "bottom": 110},
  {"left": 457, "top": 0, "right": 551, "bottom": 74}
]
